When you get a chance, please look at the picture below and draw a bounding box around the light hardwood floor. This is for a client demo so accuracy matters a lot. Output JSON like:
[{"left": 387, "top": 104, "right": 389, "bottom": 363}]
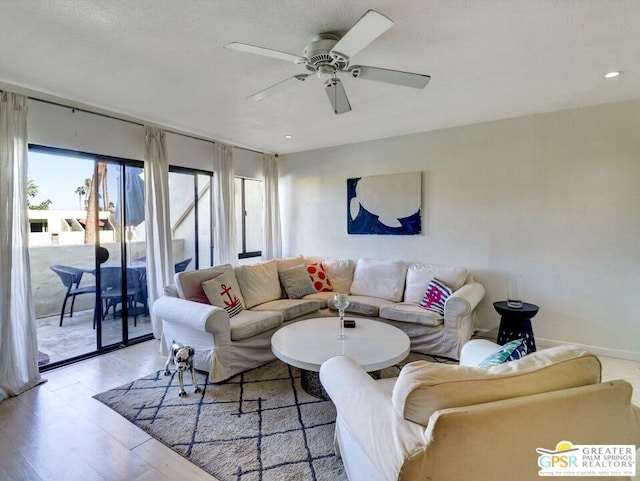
[{"left": 1, "top": 340, "right": 638, "bottom": 481}]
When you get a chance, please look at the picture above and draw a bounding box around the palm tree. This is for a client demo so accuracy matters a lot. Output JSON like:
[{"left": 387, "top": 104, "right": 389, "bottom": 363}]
[
  {"left": 74, "top": 186, "right": 86, "bottom": 210},
  {"left": 26, "top": 179, "right": 39, "bottom": 207},
  {"left": 31, "top": 199, "right": 52, "bottom": 210},
  {"left": 82, "top": 177, "right": 92, "bottom": 207}
]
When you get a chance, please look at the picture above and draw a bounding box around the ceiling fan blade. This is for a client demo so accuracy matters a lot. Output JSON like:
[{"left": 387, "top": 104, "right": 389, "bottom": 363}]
[
  {"left": 324, "top": 78, "right": 351, "bottom": 115},
  {"left": 224, "top": 42, "right": 306, "bottom": 64},
  {"left": 330, "top": 10, "right": 393, "bottom": 63},
  {"left": 349, "top": 65, "right": 430, "bottom": 89},
  {"left": 248, "top": 74, "right": 310, "bottom": 102}
]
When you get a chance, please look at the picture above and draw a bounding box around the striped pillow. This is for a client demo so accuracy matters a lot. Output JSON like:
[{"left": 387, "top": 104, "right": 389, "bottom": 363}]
[{"left": 419, "top": 278, "right": 452, "bottom": 316}]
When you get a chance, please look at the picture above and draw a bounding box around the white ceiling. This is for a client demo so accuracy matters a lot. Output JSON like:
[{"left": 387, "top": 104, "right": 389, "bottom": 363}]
[{"left": 1, "top": 0, "right": 639, "bottom": 155}]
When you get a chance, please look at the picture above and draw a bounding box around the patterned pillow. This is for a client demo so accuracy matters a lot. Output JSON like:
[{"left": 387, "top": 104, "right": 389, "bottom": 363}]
[
  {"left": 477, "top": 338, "right": 528, "bottom": 367},
  {"left": 279, "top": 265, "right": 317, "bottom": 299},
  {"left": 307, "top": 262, "right": 333, "bottom": 292},
  {"left": 201, "top": 272, "right": 245, "bottom": 318},
  {"left": 419, "top": 278, "right": 452, "bottom": 316}
]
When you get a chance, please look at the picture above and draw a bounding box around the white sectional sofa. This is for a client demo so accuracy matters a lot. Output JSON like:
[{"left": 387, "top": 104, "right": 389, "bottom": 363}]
[
  {"left": 304, "top": 257, "right": 485, "bottom": 359},
  {"left": 152, "top": 255, "right": 485, "bottom": 382}
]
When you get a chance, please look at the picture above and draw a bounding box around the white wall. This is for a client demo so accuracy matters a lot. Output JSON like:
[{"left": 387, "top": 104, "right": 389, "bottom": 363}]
[
  {"left": 278, "top": 99, "right": 640, "bottom": 360},
  {"left": 27, "top": 99, "right": 263, "bottom": 175}
]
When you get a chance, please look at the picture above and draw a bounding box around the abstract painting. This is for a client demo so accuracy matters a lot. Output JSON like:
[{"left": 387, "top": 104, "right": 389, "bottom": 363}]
[{"left": 347, "top": 172, "right": 422, "bottom": 235}]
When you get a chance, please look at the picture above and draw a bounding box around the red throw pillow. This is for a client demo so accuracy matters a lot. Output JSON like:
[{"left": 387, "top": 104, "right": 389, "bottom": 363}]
[{"left": 307, "top": 263, "right": 333, "bottom": 292}]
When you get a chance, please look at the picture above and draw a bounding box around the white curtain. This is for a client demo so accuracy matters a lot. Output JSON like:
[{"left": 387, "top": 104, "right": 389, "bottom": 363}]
[
  {"left": 144, "top": 126, "right": 174, "bottom": 338},
  {"left": 0, "top": 92, "right": 43, "bottom": 402},
  {"left": 212, "top": 142, "right": 237, "bottom": 266},
  {"left": 262, "top": 153, "right": 282, "bottom": 260}
]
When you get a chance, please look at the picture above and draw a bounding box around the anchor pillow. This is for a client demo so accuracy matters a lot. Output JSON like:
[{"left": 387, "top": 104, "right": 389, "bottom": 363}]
[
  {"left": 202, "top": 272, "right": 245, "bottom": 318},
  {"left": 419, "top": 278, "right": 452, "bottom": 317}
]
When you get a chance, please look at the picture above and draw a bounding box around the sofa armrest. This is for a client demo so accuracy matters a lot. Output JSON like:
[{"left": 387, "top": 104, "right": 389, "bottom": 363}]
[
  {"left": 443, "top": 281, "right": 485, "bottom": 330},
  {"left": 459, "top": 339, "right": 500, "bottom": 366},
  {"left": 152, "top": 296, "right": 231, "bottom": 344},
  {"left": 320, "top": 356, "right": 427, "bottom": 481}
]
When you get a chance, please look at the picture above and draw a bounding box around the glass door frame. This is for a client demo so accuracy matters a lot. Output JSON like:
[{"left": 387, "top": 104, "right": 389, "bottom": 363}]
[{"left": 29, "top": 144, "right": 154, "bottom": 372}]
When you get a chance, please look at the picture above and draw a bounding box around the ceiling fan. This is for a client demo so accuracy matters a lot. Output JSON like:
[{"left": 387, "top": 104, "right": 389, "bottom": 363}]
[{"left": 224, "top": 10, "right": 430, "bottom": 115}]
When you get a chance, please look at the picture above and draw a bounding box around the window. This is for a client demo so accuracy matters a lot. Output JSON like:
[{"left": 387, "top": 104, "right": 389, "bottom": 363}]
[
  {"left": 235, "top": 177, "right": 263, "bottom": 259},
  {"left": 29, "top": 220, "right": 48, "bottom": 233},
  {"left": 168, "top": 168, "right": 212, "bottom": 270}
]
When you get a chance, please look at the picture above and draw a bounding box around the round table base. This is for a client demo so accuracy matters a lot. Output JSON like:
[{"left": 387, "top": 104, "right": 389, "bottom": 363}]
[{"left": 300, "top": 368, "right": 381, "bottom": 400}]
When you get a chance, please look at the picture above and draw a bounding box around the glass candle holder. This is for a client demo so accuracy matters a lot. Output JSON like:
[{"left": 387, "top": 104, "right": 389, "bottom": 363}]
[{"left": 333, "top": 293, "right": 349, "bottom": 339}]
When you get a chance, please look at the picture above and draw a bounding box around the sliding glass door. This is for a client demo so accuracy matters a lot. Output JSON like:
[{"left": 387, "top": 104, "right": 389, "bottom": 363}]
[
  {"left": 28, "top": 146, "right": 153, "bottom": 369},
  {"left": 97, "top": 162, "right": 152, "bottom": 347}
]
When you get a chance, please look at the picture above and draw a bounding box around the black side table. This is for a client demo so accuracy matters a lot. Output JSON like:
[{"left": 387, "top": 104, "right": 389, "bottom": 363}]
[{"left": 493, "top": 301, "right": 539, "bottom": 353}]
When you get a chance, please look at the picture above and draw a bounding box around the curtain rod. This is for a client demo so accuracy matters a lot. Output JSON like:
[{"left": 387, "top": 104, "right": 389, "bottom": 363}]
[{"left": 24, "top": 95, "right": 265, "bottom": 156}]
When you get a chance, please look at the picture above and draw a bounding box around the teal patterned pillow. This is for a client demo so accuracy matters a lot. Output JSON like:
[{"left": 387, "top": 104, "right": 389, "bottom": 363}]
[{"left": 477, "top": 338, "right": 528, "bottom": 367}]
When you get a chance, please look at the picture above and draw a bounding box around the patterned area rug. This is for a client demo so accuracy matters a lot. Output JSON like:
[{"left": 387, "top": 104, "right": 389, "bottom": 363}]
[{"left": 94, "top": 352, "right": 451, "bottom": 481}]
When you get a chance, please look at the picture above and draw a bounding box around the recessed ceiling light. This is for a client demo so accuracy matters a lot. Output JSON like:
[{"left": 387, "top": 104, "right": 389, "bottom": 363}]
[
  {"left": 604, "top": 71, "right": 621, "bottom": 79},
  {"left": 284, "top": 135, "right": 293, "bottom": 139}
]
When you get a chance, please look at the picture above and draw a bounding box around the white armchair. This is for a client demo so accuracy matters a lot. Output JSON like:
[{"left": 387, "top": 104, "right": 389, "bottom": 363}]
[{"left": 320, "top": 341, "right": 640, "bottom": 481}]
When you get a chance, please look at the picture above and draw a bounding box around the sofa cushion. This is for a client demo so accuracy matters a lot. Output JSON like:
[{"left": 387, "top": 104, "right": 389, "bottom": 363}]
[
  {"left": 302, "top": 291, "right": 335, "bottom": 308},
  {"left": 251, "top": 299, "right": 321, "bottom": 321},
  {"left": 276, "top": 255, "right": 306, "bottom": 271},
  {"left": 350, "top": 258, "right": 407, "bottom": 302},
  {"left": 321, "top": 258, "right": 355, "bottom": 294},
  {"left": 477, "top": 338, "right": 528, "bottom": 367},
  {"left": 279, "top": 265, "right": 317, "bottom": 299},
  {"left": 235, "top": 260, "right": 281, "bottom": 309},
  {"left": 329, "top": 295, "right": 390, "bottom": 317},
  {"left": 391, "top": 345, "right": 602, "bottom": 426},
  {"left": 201, "top": 272, "right": 245, "bottom": 318},
  {"left": 175, "top": 264, "right": 234, "bottom": 304},
  {"left": 404, "top": 264, "right": 468, "bottom": 303},
  {"left": 229, "top": 309, "right": 283, "bottom": 341},
  {"left": 379, "top": 302, "right": 444, "bottom": 327},
  {"left": 307, "top": 262, "right": 333, "bottom": 292},
  {"left": 419, "top": 278, "right": 452, "bottom": 316}
]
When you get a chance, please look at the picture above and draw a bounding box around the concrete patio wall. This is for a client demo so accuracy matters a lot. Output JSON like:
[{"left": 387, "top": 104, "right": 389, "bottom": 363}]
[{"left": 31, "top": 240, "right": 184, "bottom": 318}]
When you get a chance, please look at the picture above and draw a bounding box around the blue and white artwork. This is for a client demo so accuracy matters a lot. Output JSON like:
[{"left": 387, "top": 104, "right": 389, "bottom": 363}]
[{"left": 347, "top": 172, "right": 422, "bottom": 235}]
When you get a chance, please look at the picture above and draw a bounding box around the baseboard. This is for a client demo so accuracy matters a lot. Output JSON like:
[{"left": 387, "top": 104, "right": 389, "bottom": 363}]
[
  {"left": 535, "top": 337, "right": 640, "bottom": 362},
  {"left": 473, "top": 329, "right": 640, "bottom": 362}
]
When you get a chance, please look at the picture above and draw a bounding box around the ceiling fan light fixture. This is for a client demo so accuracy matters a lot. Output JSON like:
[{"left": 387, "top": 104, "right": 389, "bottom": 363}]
[{"left": 226, "top": 9, "right": 428, "bottom": 114}]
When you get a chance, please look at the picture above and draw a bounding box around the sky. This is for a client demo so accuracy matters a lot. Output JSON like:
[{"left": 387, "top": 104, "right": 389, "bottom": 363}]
[
  {"left": 29, "top": 151, "right": 95, "bottom": 210},
  {"left": 28, "top": 150, "right": 124, "bottom": 211}
]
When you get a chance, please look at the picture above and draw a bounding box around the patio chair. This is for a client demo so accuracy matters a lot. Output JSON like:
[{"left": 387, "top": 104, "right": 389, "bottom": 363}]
[
  {"left": 99, "top": 266, "right": 147, "bottom": 327},
  {"left": 50, "top": 265, "right": 97, "bottom": 326},
  {"left": 174, "top": 258, "right": 192, "bottom": 273}
]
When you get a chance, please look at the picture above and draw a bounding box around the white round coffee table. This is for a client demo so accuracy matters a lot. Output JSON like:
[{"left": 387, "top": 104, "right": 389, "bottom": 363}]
[{"left": 271, "top": 317, "right": 410, "bottom": 398}]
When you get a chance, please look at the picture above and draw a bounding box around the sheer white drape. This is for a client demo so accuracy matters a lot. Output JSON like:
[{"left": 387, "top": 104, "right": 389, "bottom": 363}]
[
  {"left": 262, "top": 153, "right": 282, "bottom": 260},
  {"left": 144, "top": 126, "right": 174, "bottom": 338},
  {"left": 0, "top": 92, "right": 43, "bottom": 402},
  {"left": 212, "top": 142, "right": 237, "bottom": 266}
]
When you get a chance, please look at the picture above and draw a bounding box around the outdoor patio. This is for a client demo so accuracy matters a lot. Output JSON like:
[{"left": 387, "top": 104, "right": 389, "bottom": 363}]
[{"left": 37, "top": 308, "right": 153, "bottom": 366}]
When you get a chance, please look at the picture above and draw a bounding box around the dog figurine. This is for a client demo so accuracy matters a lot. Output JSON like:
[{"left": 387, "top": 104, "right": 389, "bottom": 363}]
[{"left": 164, "top": 340, "right": 202, "bottom": 397}]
